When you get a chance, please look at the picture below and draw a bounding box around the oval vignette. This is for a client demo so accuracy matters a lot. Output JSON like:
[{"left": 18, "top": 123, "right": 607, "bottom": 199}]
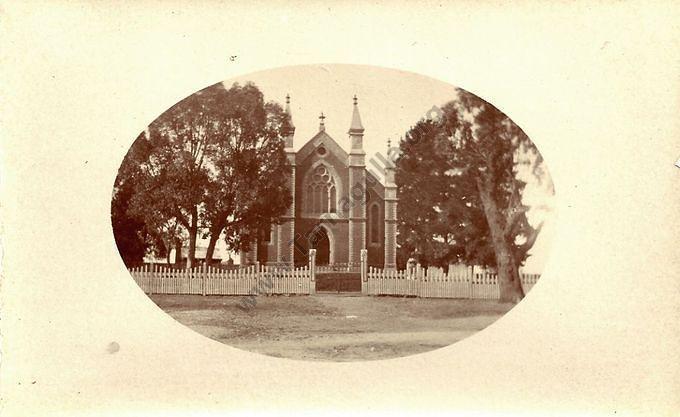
[{"left": 111, "top": 64, "right": 555, "bottom": 361}]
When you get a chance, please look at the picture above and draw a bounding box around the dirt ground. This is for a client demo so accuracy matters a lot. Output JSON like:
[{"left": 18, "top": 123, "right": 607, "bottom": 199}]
[{"left": 150, "top": 294, "right": 515, "bottom": 361}]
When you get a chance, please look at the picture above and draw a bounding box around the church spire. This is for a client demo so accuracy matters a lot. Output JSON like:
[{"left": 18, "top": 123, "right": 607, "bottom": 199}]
[
  {"left": 283, "top": 94, "right": 295, "bottom": 148},
  {"left": 346, "top": 95, "right": 366, "bottom": 267},
  {"left": 283, "top": 94, "right": 295, "bottom": 134},
  {"left": 384, "top": 138, "right": 396, "bottom": 184},
  {"left": 348, "top": 94, "right": 364, "bottom": 134}
]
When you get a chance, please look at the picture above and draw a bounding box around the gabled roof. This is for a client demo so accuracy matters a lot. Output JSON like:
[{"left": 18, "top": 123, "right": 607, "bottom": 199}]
[{"left": 296, "top": 130, "right": 349, "bottom": 165}]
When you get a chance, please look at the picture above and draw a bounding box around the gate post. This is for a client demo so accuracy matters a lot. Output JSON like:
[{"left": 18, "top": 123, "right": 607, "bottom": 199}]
[
  {"left": 308, "top": 249, "right": 316, "bottom": 294},
  {"left": 360, "top": 249, "right": 368, "bottom": 294},
  {"left": 406, "top": 258, "right": 416, "bottom": 278},
  {"left": 407, "top": 258, "right": 417, "bottom": 297}
]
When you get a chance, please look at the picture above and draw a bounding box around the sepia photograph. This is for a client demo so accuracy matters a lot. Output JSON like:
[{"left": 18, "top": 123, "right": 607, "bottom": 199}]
[
  {"left": 112, "top": 65, "right": 555, "bottom": 361},
  {"left": 2, "top": 2, "right": 680, "bottom": 416}
]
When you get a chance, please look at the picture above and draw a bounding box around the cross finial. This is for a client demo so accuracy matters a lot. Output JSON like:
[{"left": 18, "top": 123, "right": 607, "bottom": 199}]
[
  {"left": 387, "top": 138, "right": 391, "bottom": 150},
  {"left": 319, "top": 111, "right": 326, "bottom": 131},
  {"left": 353, "top": 94, "right": 358, "bottom": 105},
  {"left": 285, "top": 93, "right": 290, "bottom": 104}
]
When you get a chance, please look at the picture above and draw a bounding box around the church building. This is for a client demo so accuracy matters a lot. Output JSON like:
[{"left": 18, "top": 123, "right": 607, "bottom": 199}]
[{"left": 240, "top": 95, "right": 398, "bottom": 269}]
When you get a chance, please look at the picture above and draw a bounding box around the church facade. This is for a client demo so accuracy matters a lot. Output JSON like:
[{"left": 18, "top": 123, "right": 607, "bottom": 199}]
[{"left": 240, "top": 95, "right": 398, "bottom": 269}]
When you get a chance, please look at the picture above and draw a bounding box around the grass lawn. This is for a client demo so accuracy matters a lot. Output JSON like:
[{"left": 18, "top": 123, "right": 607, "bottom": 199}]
[{"left": 150, "top": 294, "right": 516, "bottom": 361}]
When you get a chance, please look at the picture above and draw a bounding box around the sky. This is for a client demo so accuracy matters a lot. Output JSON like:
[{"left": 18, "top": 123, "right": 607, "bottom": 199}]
[{"left": 171, "top": 64, "right": 555, "bottom": 273}]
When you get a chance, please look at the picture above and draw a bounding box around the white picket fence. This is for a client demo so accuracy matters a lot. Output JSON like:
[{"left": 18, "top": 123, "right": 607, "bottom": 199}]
[
  {"left": 128, "top": 264, "right": 313, "bottom": 296},
  {"left": 365, "top": 266, "right": 540, "bottom": 299},
  {"left": 129, "top": 252, "right": 540, "bottom": 300}
]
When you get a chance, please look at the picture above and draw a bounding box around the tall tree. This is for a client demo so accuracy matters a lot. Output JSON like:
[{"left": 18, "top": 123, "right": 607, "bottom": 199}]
[
  {"left": 115, "top": 82, "right": 291, "bottom": 267},
  {"left": 441, "top": 90, "right": 543, "bottom": 302},
  {"left": 395, "top": 119, "right": 459, "bottom": 267},
  {"left": 396, "top": 119, "right": 496, "bottom": 268},
  {"left": 396, "top": 90, "right": 548, "bottom": 302},
  {"left": 201, "top": 84, "right": 291, "bottom": 263},
  {"left": 128, "top": 89, "right": 214, "bottom": 268}
]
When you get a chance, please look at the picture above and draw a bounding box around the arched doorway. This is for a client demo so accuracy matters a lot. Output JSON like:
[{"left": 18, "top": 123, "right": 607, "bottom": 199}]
[{"left": 309, "top": 226, "right": 331, "bottom": 265}]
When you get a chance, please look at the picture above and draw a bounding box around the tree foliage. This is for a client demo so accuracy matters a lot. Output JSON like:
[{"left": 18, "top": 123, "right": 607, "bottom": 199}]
[
  {"left": 395, "top": 119, "right": 460, "bottom": 267},
  {"left": 201, "top": 85, "right": 292, "bottom": 262},
  {"left": 396, "top": 89, "right": 549, "bottom": 302},
  {"left": 111, "top": 132, "right": 168, "bottom": 267},
  {"left": 111, "top": 82, "right": 291, "bottom": 267},
  {"left": 111, "top": 175, "right": 149, "bottom": 268}
]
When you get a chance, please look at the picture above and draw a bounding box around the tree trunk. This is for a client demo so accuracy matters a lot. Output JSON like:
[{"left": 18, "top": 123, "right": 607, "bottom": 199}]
[
  {"left": 204, "top": 221, "right": 225, "bottom": 266},
  {"left": 174, "top": 239, "right": 182, "bottom": 265},
  {"left": 494, "top": 237, "right": 524, "bottom": 303},
  {"left": 187, "top": 206, "right": 198, "bottom": 268},
  {"left": 477, "top": 177, "right": 525, "bottom": 303}
]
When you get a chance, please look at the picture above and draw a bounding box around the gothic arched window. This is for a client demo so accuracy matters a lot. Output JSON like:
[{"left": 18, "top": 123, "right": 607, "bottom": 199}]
[
  {"left": 306, "top": 165, "right": 337, "bottom": 214},
  {"left": 369, "top": 203, "right": 381, "bottom": 244}
]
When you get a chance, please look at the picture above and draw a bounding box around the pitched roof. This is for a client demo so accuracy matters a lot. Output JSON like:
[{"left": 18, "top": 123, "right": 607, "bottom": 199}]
[
  {"left": 366, "top": 169, "right": 385, "bottom": 198},
  {"left": 296, "top": 130, "right": 349, "bottom": 164}
]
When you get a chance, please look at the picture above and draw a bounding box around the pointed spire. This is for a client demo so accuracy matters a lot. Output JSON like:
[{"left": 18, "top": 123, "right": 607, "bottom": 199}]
[
  {"left": 348, "top": 94, "right": 364, "bottom": 134},
  {"left": 285, "top": 93, "right": 292, "bottom": 114},
  {"left": 385, "top": 138, "right": 396, "bottom": 170},
  {"left": 282, "top": 94, "right": 295, "bottom": 149},
  {"left": 384, "top": 137, "right": 396, "bottom": 184},
  {"left": 319, "top": 111, "right": 326, "bottom": 131},
  {"left": 283, "top": 94, "right": 295, "bottom": 135}
]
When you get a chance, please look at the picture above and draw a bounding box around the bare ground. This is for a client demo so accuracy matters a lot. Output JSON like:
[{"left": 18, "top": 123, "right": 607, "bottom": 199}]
[{"left": 150, "top": 294, "right": 515, "bottom": 361}]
